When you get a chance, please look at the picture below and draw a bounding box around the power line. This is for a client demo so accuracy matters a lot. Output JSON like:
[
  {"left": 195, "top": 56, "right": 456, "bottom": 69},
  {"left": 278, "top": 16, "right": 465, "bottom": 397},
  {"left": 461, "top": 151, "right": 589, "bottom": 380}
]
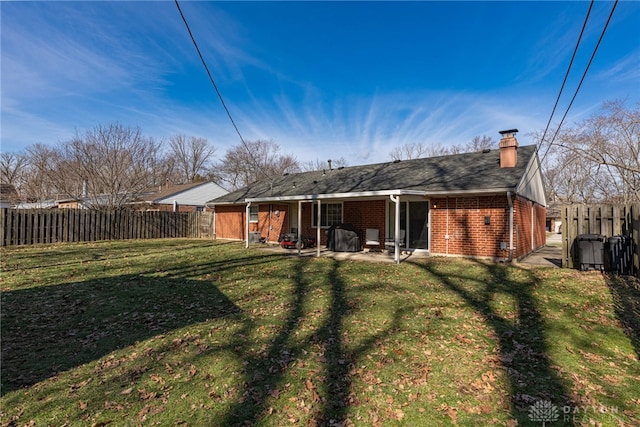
[
  {"left": 174, "top": 0, "right": 269, "bottom": 182},
  {"left": 526, "top": 0, "right": 618, "bottom": 192},
  {"left": 544, "top": 0, "right": 618, "bottom": 151},
  {"left": 538, "top": 0, "right": 594, "bottom": 149}
]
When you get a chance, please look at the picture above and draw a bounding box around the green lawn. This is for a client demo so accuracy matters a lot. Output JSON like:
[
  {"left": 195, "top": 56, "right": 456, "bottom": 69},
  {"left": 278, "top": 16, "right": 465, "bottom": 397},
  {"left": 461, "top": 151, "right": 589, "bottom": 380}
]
[{"left": 1, "top": 239, "right": 638, "bottom": 426}]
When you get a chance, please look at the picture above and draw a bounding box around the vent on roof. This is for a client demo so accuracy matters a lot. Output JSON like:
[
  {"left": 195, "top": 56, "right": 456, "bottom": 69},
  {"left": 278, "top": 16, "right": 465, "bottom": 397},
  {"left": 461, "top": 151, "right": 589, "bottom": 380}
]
[
  {"left": 283, "top": 172, "right": 289, "bottom": 176},
  {"left": 393, "top": 159, "right": 401, "bottom": 163},
  {"left": 482, "top": 148, "right": 491, "bottom": 153}
]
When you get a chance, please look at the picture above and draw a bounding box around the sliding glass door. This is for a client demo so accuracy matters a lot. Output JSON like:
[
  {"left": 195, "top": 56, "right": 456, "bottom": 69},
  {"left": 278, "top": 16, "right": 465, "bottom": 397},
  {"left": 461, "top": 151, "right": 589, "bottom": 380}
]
[{"left": 388, "top": 200, "right": 430, "bottom": 250}]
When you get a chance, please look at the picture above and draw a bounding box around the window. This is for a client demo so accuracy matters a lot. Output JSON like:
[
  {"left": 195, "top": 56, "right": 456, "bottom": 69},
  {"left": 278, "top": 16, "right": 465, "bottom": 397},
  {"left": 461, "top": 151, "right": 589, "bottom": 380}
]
[
  {"left": 312, "top": 203, "right": 342, "bottom": 227},
  {"left": 249, "top": 205, "right": 259, "bottom": 223}
]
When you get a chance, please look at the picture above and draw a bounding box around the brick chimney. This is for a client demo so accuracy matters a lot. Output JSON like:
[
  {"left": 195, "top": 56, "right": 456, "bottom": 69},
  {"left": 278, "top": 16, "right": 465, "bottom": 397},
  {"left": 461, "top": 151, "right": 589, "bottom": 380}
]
[{"left": 498, "top": 129, "right": 519, "bottom": 168}]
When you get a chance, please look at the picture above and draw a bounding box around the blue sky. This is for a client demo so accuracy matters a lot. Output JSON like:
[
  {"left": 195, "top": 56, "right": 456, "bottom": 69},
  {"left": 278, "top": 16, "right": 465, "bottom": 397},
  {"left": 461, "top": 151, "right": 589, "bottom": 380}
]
[{"left": 2, "top": 1, "right": 639, "bottom": 165}]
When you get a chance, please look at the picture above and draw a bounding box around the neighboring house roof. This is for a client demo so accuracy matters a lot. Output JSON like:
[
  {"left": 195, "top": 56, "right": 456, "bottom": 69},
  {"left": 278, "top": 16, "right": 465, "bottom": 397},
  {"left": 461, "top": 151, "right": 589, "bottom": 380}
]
[
  {"left": 210, "top": 145, "right": 546, "bottom": 206},
  {"left": 15, "top": 200, "right": 58, "bottom": 209},
  {"left": 150, "top": 181, "right": 228, "bottom": 207}
]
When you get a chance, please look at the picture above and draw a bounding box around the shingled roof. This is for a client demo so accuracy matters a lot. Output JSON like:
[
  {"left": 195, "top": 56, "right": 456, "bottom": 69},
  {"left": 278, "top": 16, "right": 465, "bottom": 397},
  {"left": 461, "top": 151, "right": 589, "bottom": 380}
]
[{"left": 210, "top": 145, "right": 539, "bottom": 204}]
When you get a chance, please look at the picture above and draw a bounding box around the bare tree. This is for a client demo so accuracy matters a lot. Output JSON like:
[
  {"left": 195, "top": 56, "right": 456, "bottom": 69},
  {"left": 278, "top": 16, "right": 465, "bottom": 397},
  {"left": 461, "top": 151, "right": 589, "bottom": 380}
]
[
  {"left": 48, "top": 123, "right": 163, "bottom": 209},
  {"left": 168, "top": 134, "right": 216, "bottom": 183},
  {"left": 301, "top": 157, "right": 348, "bottom": 172},
  {"left": 547, "top": 100, "right": 640, "bottom": 203},
  {"left": 389, "top": 139, "right": 492, "bottom": 161},
  {"left": 218, "top": 139, "right": 300, "bottom": 189},
  {"left": 389, "top": 143, "right": 430, "bottom": 161},
  {"left": 0, "top": 152, "right": 28, "bottom": 186},
  {"left": 21, "top": 144, "right": 60, "bottom": 203},
  {"left": 465, "top": 135, "right": 496, "bottom": 152}
]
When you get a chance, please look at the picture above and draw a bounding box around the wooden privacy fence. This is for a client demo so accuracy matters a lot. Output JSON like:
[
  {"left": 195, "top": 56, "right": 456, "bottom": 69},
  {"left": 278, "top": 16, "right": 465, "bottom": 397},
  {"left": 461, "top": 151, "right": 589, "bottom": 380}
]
[
  {"left": 561, "top": 204, "right": 639, "bottom": 276},
  {"left": 0, "top": 209, "right": 210, "bottom": 247}
]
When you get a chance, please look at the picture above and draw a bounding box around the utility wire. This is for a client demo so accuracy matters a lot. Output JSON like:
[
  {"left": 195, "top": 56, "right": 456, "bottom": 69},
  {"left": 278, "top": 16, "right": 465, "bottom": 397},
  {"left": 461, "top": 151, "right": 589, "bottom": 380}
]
[
  {"left": 544, "top": 0, "right": 618, "bottom": 152},
  {"left": 174, "top": 0, "right": 267, "bottom": 182},
  {"left": 526, "top": 0, "right": 618, "bottom": 191},
  {"left": 538, "top": 0, "right": 594, "bottom": 149}
]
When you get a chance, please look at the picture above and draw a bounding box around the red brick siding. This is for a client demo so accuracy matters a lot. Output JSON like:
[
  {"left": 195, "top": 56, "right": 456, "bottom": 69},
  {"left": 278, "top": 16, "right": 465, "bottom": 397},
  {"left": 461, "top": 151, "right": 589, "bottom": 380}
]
[
  {"left": 430, "top": 196, "right": 511, "bottom": 258},
  {"left": 215, "top": 196, "right": 546, "bottom": 258},
  {"left": 255, "top": 204, "right": 289, "bottom": 243},
  {"left": 513, "top": 197, "right": 547, "bottom": 258},
  {"left": 298, "top": 200, "right": 386, "bottom": 247}
]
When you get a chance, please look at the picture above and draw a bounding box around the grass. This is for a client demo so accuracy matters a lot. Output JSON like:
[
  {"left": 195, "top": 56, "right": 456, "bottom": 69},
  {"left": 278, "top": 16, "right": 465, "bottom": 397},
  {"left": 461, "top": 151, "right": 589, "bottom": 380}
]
[{"left": 1, "top": 239, "right": 638, "bottom": 426}]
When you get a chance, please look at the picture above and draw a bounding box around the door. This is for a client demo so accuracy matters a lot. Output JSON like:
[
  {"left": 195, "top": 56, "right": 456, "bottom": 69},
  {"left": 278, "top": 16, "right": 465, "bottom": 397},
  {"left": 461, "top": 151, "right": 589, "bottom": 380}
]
[
  {"left": 408, "top": 201, "right": 429, "bottom": 250},
  {"left": 388, "top": 200, "right": 430, "bottom": 250}
]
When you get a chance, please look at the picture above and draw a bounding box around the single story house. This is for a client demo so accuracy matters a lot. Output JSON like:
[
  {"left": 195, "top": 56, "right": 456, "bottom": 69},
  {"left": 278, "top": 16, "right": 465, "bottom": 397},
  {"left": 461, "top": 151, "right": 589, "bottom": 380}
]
[
  {"left": 138, "top": 181, "right": 228, "bottom": 212},
  {"left": 207, "top": 130, "right": 546, "bottom": 263}
]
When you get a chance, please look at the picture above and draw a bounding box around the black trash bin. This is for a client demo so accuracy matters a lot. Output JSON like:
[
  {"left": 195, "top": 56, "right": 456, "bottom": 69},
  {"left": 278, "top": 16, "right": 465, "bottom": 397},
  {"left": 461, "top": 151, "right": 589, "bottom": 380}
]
[
  {"left": 578, "top": 234, "right": 604, "bottom": 271},
  {"left": 607, "top": 235, "right": 632, "bottom": 275}
]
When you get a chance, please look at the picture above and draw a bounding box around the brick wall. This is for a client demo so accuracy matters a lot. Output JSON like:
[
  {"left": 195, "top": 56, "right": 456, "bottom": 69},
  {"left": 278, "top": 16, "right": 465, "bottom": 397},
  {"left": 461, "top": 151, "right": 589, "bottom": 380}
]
[
  {"left": 298, "top": 200, "right": 386, "bottom": 247},
  {"left": 430, "top": 195, "right": 545, "bottom": 259},
  {"left": 215, "top": 196, "right": 546, "bottom": 258},
  {"left": 256, "top": 204, "right": 289, "bottom": 243}
]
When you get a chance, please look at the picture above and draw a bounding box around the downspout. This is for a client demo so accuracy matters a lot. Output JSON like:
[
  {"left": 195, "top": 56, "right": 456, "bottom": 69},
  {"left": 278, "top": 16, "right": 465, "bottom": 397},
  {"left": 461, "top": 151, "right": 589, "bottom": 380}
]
[
  {"left": 507, "top": 192, "right": 514, "bottom": 261},
  {"left": 316, "top": 200, "right": 321, "bottom": 258},
  {"left": 531, "top": 203, "right": 534, "bottom": 252},
  {"left": 245, "top": 202, "right": 251, "bottom": 248},
  {"left": 298, "top": 200, "right": 302, "bottom": 256},
  {"left": 446, "top": 197, "right": 449, "bottom": 255},
  {"left": 212, "top": 206, "right": 216, "bottom": 240},
  {"left": 390, "top": 195, "right": 401, "bottom": 264}
]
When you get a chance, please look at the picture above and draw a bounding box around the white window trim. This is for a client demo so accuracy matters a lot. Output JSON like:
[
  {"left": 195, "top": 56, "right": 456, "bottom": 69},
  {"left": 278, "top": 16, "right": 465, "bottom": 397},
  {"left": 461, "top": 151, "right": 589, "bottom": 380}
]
[{"left": 311, "top": 202, "right": 343, "bottom": 228}]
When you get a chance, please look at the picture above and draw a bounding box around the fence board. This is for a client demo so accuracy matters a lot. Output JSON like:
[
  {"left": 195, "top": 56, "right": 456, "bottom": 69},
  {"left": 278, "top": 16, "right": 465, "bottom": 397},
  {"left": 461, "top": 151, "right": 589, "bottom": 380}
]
[
  {"left": 561, "top": 204, "right": 639, "bottom": 277},
  {"left": 0, "top": 209, "right": 205, "bottom": 247}
]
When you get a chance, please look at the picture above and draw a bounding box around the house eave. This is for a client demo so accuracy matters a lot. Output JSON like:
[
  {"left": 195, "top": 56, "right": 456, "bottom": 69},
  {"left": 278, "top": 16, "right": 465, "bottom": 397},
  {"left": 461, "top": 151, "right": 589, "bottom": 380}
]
[
  {"left": 245, "top": 190, "right": 426, "bottom": 203},
  {"left": 209, "top": 187, "right": 520, "bottom": 206}
]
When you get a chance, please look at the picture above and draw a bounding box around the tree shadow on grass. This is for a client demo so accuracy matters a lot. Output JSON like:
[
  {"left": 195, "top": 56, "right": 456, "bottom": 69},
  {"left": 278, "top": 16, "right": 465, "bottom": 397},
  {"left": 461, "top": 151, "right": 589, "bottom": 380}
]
[
  {"left": 604, "top": 274, "right": 640, "bottom": 359},
  {"left": 221, "top": 258, "right": 406, "bottom": 426},
  {"left": 411, "top": 258, "right": 576, "bottom": 425},
  {"left": 0, "top": 274, "right": 240, "bottom": 395}
]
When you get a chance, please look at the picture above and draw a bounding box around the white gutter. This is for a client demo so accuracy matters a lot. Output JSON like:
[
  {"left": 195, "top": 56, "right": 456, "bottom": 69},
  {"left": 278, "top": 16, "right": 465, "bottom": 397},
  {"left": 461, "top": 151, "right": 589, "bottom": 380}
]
[
  {"left": 507, "top": 192, "right": 514, "bottom": 261},
  {"left": 389, "top": 195, "right": 401, "bottom": 264},
  {"left": 245, "top": 189, "right": 425, "bottom": 203},
  {"left": 219, "top": 188, "right": 516, "bottom": 206}
]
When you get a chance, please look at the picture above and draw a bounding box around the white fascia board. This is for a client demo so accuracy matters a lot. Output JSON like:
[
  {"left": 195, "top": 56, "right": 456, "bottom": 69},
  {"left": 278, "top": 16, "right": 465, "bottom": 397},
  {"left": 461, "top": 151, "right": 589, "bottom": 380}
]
[
  {"left": 421, "top": 188, "right": 515, "bottom": 197},
  {"left": 245, "top": 189, "right": 426, "bottom": 203}
]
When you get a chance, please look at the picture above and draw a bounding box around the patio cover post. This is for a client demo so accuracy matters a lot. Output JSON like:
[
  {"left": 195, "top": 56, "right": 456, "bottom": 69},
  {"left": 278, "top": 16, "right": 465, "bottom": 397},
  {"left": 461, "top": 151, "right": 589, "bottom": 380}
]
[
  {"left": 316, "top": 200, "right": 321, "bottom": 258},
  {"left": 245, "top": 202, "right": 251, "bottom": 248},
  {"left": 298, "top": 200, "right": 302, "bottom": 256},
  {"left": 390, "top": 195, "right": 401, "bottom": 264}
]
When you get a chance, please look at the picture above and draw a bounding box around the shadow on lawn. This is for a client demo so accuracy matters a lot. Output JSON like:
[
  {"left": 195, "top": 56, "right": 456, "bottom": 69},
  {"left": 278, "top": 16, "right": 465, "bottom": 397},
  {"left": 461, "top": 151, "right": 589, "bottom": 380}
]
[
  {"left": 604, "top": 274, "right": 640, "bottom": 359},
  {"left": 0, "top": 274, "right": 240, "bottom": 396},
  {"left": 221, "top": 258, "right": 405, "bottom": 426},
  {"left": 411, "top": 258, "right": 576, "bottom": 425}
]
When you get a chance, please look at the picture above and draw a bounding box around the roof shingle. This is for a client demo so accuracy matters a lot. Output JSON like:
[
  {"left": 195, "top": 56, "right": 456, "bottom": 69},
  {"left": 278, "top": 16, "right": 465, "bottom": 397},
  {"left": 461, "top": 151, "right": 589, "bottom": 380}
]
[{"left": 210, "top": 145, "right": 538, "bottom": 204}]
